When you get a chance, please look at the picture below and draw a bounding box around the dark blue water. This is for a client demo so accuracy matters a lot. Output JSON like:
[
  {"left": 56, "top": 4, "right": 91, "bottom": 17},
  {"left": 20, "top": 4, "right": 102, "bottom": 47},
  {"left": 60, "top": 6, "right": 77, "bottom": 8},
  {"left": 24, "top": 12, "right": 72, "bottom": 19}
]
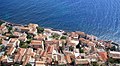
[{"left": 0, "top": 0, "right": 120, "bottom": 43}]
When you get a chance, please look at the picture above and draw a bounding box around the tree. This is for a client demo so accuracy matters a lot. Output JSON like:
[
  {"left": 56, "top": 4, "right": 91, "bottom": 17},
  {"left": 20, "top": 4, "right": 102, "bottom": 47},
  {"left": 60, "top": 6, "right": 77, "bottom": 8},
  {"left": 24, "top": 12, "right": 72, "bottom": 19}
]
[
  {"left": 110, "top": 46, "right": 116, "bottom": 51},
  {"left": 0, "top": 39, "right": 2, "bottom": 44},
  {"left": 79, "top": 48, "right": 84, "bottom": 53},
  {"left": 37, "top": 27, "right": 44, "bottom": 33},
  {"left": 50, "top": 33, "right": 60, "bottom": 39},
  {"left": 20, "top": 44, "right": 28, "bottom": 48},
  {"left": 69, "top": 46, "right": 74, "bottom": 51},
  {"left": 0, "top": 45, "right": 5, "bottom": 51},
  {"left": 6, "top": 25, "right": 13, "bottom": 32},
  {"left": 91, "top": 62, "right": 99, "bottom": 66},
  {"left": 0, "top": 21, "right": 5, "bottom": 26},
  {"left": 19, "top": 41, "right": 28, "bottom": 48},
  {"left": 27, "top": 34, "right": 33, "bottom": 39},
  {"left": 60, "top": 36, "right": 67, "bottom": 39},
  {"left": 13, "top": 64, "right": 20, "bottom": 66},
  {"left": 26, "top": 39, "right": 31, "bottom": 44},
  {"left": 25, "top": 63, "right": 32, "bottom": 66},
  {"left": 58, "top": 64, "right": 66, "bottom": 66}
]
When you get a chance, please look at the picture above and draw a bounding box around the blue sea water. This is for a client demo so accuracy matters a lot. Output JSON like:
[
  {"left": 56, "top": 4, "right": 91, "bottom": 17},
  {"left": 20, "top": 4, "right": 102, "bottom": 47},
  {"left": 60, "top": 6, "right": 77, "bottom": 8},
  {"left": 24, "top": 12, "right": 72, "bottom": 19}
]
[{"left": 0, "top": 0, "right": 120, "bottom": 43}]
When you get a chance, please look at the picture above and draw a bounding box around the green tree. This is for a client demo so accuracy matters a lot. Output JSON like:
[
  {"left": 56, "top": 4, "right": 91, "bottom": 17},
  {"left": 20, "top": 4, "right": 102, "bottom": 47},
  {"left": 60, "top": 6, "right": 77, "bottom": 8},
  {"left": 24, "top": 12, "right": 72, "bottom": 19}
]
[
  {"left": 50, "top": 33, "right": 60, "bottom": 39},
  {"left": 58, "top": 64, "right": 66, "bottom": 66},
  {"left": 26, "top": 39, "right": 31, "bottom": 44},
  {"left": 27, "top": 34, "right": 33, "bottom": 39},
  {"left": 13, "top": 64, "right": 20, "bottom": 66},
  {"left": 6, "top": 25, "right": 13, "bottom": 32},
  {"left": 0, "top": 21, "right": 5, "bottom": 25},
  {"left": 69, "top": 46, "right": 74, "bottom": 51},
  {"left": 19, "top": 41, "right": 28, "bottom": 48},
  {"left": 91, "top": 62, "right": 99, "bottom": 66},
  {"left": 25, "top": 63, "right": 32, "bottom": 66},
  {"left": 0, "top": 39, "right": 2, "bottom": 44},
  {"left": 60, "top": 36, "right": 67, "bottom": 39},
  {"left": 37, "top": 27, "right": 44, "bottom": 33},
  {"left": 110, "top": 46, "right": 116, "bottom": 51},
  {"left": 79, "top": 48, "right": 84, "bottom": 53}
]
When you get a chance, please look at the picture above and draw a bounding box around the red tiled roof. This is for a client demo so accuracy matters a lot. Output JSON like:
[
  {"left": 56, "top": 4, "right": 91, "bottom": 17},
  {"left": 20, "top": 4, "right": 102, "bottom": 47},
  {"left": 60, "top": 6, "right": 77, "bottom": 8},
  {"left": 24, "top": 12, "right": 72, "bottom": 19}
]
[
  {"left": 65, "top": 55, "right": 72, "bottom": 63},
  {"left": 7, "top": 47, "right": 15, "bottom": 55},
  {"left": 18, "top": 48, "right": 26, "bottom": 55},
  {"left": 31, "top": 40, "right": 42, "bottom": 45},
  {"left": 14, "top": 54, "right": 19, "bottom": 62},
  {"left": 18, "top": 55, "right": 23, "bottom": 62},
  {"left": 47, "top": 45, "right": 54, "bottom": 54},
  {"left": 22, "top": 55, "right": 30, "bottom": 66},
  {"left": 98, "top": 52, "right": 108, "bottom": 61}
]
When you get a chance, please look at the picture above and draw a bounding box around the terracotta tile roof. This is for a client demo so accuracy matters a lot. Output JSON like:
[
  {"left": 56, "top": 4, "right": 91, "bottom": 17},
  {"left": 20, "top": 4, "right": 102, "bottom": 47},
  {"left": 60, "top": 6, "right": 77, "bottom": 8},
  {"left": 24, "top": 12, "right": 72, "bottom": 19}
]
[
  {"left": 30, "top": 40, "right": 42, "bottom": 45},
  {"left": 6, "top": 47, "right": 15, "bottom": 55},
  {"left": 9, "top": 38, "right": 18, "bottom": 43},
  {"left": 14, "top": 54, "right": 19, "bottom": 62},
  {"left": 18, "top": 55, "right": 23, "bottom": 62},
  {"left": 25, "top": 48, "right": 33, "bottom": 55},
  {"left": 18, "top": 48, "right": 26, "bottom": 56},
  {"left": 98, "top": 52, "right": 108, "bottom": 61},
  {"left": 18, "top": 36, "right": 27, "bottom": 41},
  {"left": 34, "top": 34, "right": 46, "bottom": 40},
  {"left": 87, "top": 41, "right": 95, "bottom": 46},
  {"left": 65, "top": 55, "right": 72, "bottom": 63},
  {"left": 0, "top": 55, "right": 7, "bottom": 62},
  {"left": 20, "top": 27, "right": 30, "bottom": 30},
  {"left": 67, "top": 42, "right": 76, "bottom": 46},
  {"left": 80, "top": 38, "right": 95, "bottom": 46},
  {"left": 76, "top": 31, "right": 86, "bottom": 36},
  {"left": 79, "top": 38, "right": 86, "bottom": 41},
  {"left": 46, "top": 57, "right": 52, "bottom": 63},
  {"left": 14, "top": 48, "right": 26, "bottom": 62},
  {"left": 36, "top": 48, "right": 42, "bottom": 54},
  {"left": 47, "top": 45, "right": 54, "bottom": 54},
  {"left": 22, "top": 55, "right": 30, "bottom": 66},
  {"left": 13, "top": 31, "right": 22, "bottom": 36},
  {"left": 41, "top": 51, "right": 47, "bottom": 57},
  {"left": 45, "top": 40, "right": 59, "bottom": 45},
  {"left": 7, "top": 44, "right": 13, "bottom": 47}
]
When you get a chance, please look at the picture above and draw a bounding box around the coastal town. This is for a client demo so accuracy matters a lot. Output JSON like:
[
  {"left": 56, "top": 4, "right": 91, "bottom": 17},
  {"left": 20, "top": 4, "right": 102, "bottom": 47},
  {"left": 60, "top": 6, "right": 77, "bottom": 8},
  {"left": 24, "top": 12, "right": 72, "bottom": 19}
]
[{"left": 0, "top": 20, "right": 120, "bottom": 66}]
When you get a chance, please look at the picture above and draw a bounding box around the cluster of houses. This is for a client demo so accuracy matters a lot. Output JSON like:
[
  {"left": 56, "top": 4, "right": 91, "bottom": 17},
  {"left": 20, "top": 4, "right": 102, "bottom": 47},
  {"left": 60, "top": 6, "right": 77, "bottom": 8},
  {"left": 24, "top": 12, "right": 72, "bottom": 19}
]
[{"left": 0, "top": 20, "right": 120, "bottom": 66}]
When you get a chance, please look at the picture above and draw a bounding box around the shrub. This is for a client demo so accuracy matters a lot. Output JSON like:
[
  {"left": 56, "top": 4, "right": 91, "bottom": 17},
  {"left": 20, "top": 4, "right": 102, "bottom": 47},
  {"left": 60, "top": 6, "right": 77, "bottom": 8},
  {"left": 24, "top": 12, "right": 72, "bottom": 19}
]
[
  {"left": 25, "top": 63, "right": 32, "bottom": 66},
  {"left": 13, "top": 64, "right": 20, "bottom": 66},
  {"left": 20, "top": 41, "right": 28, "bottom": 48},
  {"left": 0, "top": 39, "right": 2, "bottom": 44},
  {"left": 0, "top": 21, "right": 5, "bottom": 25},
  {"left": 60, "top": 36, "right": 67, "bottom": 39},
  {"left": 91, "top": 62, "right": 99, "bottom": 66},
  {"left": 79, "top": 48, "right": 84, "bottom": 53},
  {"left": 51, "top": 33, "right": 60, "bottom": 39},
  {"left": 37, "top": 27, "right": 44, "bottom": 33}
]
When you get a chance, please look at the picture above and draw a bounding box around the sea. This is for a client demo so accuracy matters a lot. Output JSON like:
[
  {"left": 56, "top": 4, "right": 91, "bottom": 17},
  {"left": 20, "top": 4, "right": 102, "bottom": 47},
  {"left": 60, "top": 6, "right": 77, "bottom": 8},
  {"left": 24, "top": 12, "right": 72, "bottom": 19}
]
[{"left": 0, "top": 0, "right": 120, "bottom": 43}]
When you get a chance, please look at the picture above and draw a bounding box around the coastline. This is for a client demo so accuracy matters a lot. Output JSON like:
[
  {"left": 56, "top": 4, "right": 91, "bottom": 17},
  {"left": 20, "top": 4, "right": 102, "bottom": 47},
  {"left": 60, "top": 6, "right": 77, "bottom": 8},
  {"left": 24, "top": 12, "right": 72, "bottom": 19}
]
[
  {"left": 0, "top": 19, "right": 120, "bottom": 66},
  {"left": 1, "top": 19, "right": 119, "bottom": 44}
]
